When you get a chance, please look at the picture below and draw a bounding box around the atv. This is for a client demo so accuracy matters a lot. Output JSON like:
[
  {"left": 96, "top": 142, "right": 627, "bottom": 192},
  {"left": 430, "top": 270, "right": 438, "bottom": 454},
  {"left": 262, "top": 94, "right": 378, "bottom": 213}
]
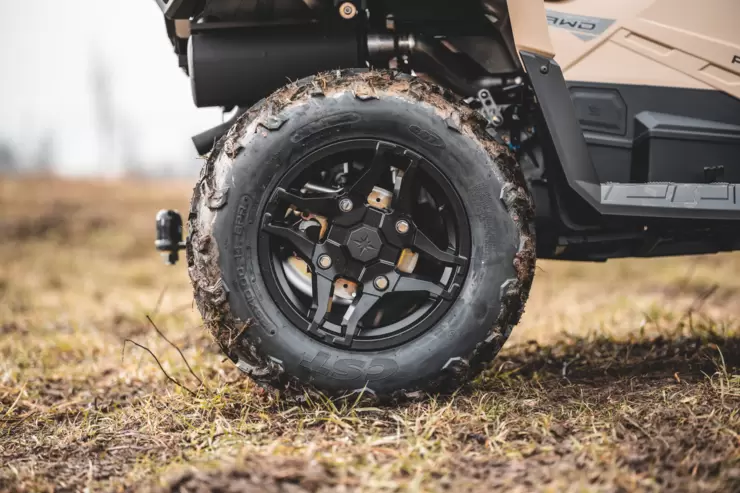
[{"left": 152, "top": 0, "right": 740, "bottom": 397}]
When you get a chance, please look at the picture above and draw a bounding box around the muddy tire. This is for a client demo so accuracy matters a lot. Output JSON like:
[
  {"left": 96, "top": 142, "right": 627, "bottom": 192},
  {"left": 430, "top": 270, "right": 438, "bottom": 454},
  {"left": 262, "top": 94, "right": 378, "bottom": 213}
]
[{"left": 187, "top": 71, "right": 535, "bottom": 398}]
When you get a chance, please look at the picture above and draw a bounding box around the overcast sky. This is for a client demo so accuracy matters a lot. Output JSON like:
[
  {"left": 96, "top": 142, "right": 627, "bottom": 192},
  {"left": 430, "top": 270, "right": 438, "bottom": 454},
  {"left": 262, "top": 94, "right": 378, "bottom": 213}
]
[{"left": 0, "top": 1, "right": 222, "bottom": 176}]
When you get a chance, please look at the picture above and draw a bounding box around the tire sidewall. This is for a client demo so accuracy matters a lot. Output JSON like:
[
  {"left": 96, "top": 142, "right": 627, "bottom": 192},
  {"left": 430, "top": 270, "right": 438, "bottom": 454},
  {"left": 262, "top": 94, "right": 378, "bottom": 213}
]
[{"left": 214, "top": 91, "right": 520, "bottom": 394}]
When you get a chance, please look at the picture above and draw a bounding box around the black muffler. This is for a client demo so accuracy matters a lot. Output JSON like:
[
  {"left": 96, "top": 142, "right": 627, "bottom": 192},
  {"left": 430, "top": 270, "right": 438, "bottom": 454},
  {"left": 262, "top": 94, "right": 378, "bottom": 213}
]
[{"left": 188, "top": 27, "right": 362, "bottom": 108}]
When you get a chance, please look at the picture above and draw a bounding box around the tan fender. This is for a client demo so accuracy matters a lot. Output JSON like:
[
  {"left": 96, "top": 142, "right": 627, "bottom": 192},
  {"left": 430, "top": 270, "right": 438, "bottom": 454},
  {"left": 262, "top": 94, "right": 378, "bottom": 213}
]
[
  {"left": 508, "top": 0, "right": 740, "bottom": 99},
  {"left": 507, "top": 0, "right": 555, "bottom": 59}
]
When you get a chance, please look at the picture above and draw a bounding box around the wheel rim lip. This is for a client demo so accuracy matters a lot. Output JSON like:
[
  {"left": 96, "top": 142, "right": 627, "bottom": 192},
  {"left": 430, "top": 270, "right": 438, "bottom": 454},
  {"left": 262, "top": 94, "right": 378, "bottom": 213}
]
[{"left": 256, "top": 138, "right": 472, "bottom": 352}]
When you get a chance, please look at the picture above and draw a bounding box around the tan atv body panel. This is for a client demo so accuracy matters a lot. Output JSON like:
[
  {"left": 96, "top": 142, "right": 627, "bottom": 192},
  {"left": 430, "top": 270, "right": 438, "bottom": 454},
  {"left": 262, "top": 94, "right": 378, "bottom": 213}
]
[{"left": 508, "top": 0, "right": 740, "bottom": 99}]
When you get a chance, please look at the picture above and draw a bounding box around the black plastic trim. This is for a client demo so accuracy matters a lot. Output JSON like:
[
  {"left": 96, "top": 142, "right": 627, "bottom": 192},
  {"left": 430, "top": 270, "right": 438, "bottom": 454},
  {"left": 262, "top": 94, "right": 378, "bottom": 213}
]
[
  {"left": 521, "top": 50, "right": 740, "bottom": 221},
  {"left": 520, "top": 51, "right": 601, "bottom": 210},
  {"left": 632, "top": 112, "right": 740, "bottom": 183},
  {"left": 154, "top": 0, "right": 202, "bottom": 19},
  {"left": 566, "top": 81, "right": 740, "bottom": 183}
]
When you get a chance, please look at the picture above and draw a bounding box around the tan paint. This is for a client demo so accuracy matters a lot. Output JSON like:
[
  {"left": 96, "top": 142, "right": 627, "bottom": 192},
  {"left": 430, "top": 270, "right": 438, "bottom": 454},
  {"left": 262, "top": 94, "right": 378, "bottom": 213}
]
[
  {"left": 564, "top": 40, "right": 712, "bottom": 89},
  {"left": 616, "top": 0, "right": 740, "bottom": 97},
  {"left": 507, "top": 0, "right": 555, "bottom": 58},
  {"left": 544, "top": 0, "right": 648, "bottom": 70},
  {"left": 174, "top": 19, "right": 191, "bottom": 38},
  {"left": 526, "top": 0, "right": 740, "bottom": 98}
]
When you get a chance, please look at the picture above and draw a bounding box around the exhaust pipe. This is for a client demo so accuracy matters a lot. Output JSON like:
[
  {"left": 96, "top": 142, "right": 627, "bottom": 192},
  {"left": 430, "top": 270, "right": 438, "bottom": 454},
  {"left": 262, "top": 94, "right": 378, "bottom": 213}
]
[
  {"left": 187, "top": 29, "right": 511, "bottom": 153},
  {"left": 188, "top": 28, "right": 362, "bottom": 108},
  {"left": 191, "top": 108, "right": 247, "bottom": 155}
]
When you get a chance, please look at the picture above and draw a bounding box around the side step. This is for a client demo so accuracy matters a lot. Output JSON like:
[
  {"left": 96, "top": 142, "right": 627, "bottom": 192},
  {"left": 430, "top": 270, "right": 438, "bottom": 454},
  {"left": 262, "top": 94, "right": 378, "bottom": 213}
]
[
  {"left": 521, "top": 50, "right": 740, "bottom": 221},
  {"left": 601, "top": 183, "right": 740, "bottom": 220}
]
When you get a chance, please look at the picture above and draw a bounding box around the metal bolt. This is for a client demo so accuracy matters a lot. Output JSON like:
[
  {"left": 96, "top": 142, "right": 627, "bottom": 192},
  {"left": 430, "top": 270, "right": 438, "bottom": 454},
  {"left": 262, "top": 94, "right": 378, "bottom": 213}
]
[
  {"left": 339, "top": 197, "right": 354, "bottom": 212},
  {"left": 339, "top": 2, "right": 357, "bottom": 19},
  {"left": 317, "top": 255, "right": 332, "bottom": 269},
  {"left": 374, "top": 276, "right": 389, "bottom": 291},
  {"left": 395, "top": 220, "right": 410, "bottom": 234},
  {"left": 539, "top": 65, "right": 549, "bottom": 74}
]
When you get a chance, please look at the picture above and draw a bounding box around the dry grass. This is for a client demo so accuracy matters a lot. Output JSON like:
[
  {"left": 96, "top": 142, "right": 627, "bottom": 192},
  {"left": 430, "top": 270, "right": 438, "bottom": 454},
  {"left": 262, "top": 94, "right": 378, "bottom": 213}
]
[{"left": 0, "top": 177, "right": 738, "bottom": 493}]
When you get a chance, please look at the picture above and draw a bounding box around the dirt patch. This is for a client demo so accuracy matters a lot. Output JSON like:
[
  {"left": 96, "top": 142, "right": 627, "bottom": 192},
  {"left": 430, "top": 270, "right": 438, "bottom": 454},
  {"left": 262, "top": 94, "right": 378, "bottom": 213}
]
[
  {"left": 143, "top": 456, "right": 336, "bottom": 493},
  {"left": 493, "top": 330, "right": 740, "bottom": 383}
]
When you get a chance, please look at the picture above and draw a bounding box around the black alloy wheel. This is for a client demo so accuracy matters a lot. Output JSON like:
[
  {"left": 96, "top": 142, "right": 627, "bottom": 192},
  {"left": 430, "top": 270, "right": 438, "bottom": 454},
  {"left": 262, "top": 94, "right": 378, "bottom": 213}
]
[{"left": 258, "top": 139, "right": 471, "bottom": 351}]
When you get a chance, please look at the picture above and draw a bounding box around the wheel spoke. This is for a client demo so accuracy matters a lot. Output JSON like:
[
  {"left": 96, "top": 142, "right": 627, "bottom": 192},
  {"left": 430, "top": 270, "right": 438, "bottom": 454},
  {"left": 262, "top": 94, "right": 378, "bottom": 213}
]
[
  {"left": 393, "top": 274, "right": 447, "bottom": 299},
  {"left": 336, "top": 293, "right": 380, "bottom": 347},
  {"left": 392, "top": 158, "right": 418, "bottom": 212},
  {"left": 348, "top": 142, "right": 395, "bottom": 197},
  {"left": 308, "top": 275, "right": 334, "bottom": 333},
  {"left": 262, "top": 213, "right": 316, "bottom": 260},
  {"left": 412, "top": 229, "right": 467, "bottom": 266},
  {"left": 270, "top": 187, "right": 337, "bottom": 217}
]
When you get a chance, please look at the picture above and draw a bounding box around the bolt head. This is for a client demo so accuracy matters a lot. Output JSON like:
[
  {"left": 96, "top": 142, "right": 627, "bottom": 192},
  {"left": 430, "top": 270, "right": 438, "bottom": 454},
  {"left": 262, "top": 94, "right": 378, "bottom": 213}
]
[
  {"left": 339, "top": 2, "right": 357, "bottom": 18},
  {"left": 317, "top": 254, "right": 332, "bottom": 269},
  {"left": 395, "top": 220, "right": 410, "bottom": 234},
  {"left": 374, "top": 276, "right": 389, "bottom": 291},
  {"left": 339, "top": 197, "right": 354, "bottom": 212},
  {"left": 539, "top": 65, "right": 549, "bottom": 74}
]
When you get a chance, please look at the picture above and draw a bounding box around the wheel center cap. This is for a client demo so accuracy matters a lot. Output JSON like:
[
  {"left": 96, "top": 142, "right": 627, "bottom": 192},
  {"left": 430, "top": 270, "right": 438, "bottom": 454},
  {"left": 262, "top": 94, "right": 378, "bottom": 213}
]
[{"left": 347, "top": 226, "right": 382, "bottom": 262}]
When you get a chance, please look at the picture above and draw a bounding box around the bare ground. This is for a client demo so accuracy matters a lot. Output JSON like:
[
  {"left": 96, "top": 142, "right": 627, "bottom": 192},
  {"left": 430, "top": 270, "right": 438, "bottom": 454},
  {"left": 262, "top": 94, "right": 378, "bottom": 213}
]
[{"left": 0, "top": 177, "right": 738, "bottom": 492}]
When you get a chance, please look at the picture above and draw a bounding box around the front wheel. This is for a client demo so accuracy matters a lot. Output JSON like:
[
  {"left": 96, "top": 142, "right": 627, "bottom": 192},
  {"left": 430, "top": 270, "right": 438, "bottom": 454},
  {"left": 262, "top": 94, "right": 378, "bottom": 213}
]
[{"left": 187, "top": 71, "right": 535, "bottom": 398}]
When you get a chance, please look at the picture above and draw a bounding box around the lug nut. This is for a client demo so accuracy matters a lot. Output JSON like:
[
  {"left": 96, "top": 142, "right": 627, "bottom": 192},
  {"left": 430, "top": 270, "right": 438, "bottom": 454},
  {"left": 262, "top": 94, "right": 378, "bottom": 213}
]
[
  {"left": 395, "top": 220, "right": 410, "bottom": 234},
  {"left": 374, "top": 276, "right": 389, "bottom": 291},
  {"left": 339, "top": 198, "right": 354, "bottom": 212},
  {"left": 317, "top": 255, "right": 332, "bottom": 269}
]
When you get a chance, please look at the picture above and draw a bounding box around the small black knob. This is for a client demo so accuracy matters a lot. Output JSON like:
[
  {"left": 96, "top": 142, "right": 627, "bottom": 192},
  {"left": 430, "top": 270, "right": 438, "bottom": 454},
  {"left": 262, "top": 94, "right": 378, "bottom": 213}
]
[{"left": 155, "top": 209, "right": 185, "bottom": 264}]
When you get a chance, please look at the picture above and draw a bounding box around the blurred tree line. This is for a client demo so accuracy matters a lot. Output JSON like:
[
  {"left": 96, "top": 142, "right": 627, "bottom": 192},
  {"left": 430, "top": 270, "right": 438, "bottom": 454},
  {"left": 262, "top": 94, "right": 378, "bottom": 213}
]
[
  {"left": 0, "top": 131, "right": 56, "bottom": 175},
  {"left": 0, "top": 48, "right": 154, "bottom": 177}
]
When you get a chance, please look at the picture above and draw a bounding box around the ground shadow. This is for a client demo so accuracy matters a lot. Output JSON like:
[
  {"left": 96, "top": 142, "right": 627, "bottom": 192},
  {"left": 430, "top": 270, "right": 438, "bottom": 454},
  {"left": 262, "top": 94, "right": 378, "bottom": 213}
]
[{"left": 493, "top": 329, "right": 740, "bottom": 384}]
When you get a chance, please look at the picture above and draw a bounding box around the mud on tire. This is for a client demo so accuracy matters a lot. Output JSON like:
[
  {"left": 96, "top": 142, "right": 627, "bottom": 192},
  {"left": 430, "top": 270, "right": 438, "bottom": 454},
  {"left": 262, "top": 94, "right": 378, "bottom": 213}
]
[{"left": 187, "top": 70, "right": 536, "bottom": 398}]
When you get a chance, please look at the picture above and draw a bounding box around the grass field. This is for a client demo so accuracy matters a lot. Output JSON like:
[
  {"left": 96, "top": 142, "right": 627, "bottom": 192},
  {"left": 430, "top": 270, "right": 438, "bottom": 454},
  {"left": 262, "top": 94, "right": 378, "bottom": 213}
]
[{"left": 1, "top": 177, "right": 739, "bottom": 492}]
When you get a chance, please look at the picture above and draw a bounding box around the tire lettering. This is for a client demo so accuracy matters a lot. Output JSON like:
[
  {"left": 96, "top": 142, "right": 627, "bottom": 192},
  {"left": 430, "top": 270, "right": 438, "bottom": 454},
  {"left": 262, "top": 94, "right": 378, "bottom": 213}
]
[
  {"left": 299, "top": 353, "right": 399, "bottom": 381},
  {"left": 467, "top": 178, "right": 499, "bottom": 259},
  {"left": 332, "top": 358, "right": 365, "bottom": 380},
  {"left": 291, "top": 112, "right": 361, "bottom": 143},
  {"left": 365, "top": 358, "right": 399, "bottom": 381},
  {"left": 299, "top": 351, "right": 332, "bottom": 376},
  {"left": 233, "top": 195, "right": 254, "bottom": 292},
  {"left": 408, "top": 125, "right": 445, "bottom": 148}
]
